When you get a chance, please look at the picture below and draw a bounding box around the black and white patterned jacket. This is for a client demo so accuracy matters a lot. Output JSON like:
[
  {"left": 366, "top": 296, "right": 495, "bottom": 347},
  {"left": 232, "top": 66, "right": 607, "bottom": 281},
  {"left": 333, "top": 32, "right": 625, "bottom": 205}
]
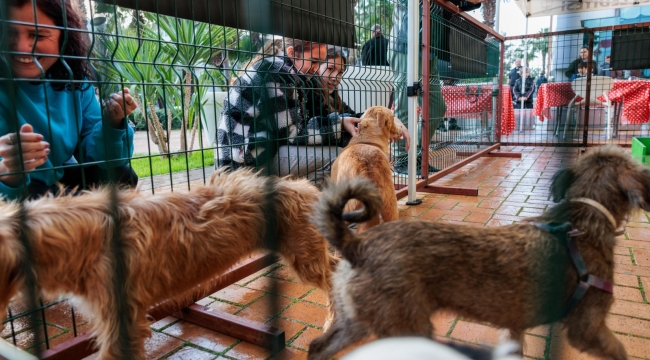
[{"left": 216, "top": 56, "right": 344, "bottom": 171}]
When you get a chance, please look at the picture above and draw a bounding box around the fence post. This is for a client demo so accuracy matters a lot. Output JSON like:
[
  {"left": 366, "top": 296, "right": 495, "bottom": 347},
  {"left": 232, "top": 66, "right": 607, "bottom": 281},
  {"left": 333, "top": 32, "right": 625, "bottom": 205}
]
[
  {"left": 406, "top": 0, "right": 421, "bottom": 205},
  {"left": 497, "top": 39, "right": 505, "bottom": 143},
  {"left": 421, "top": 0, "right": 431, "bottom": 182},
  {"left": 583, "top": 31, "right": 595, "bottom": 148}
]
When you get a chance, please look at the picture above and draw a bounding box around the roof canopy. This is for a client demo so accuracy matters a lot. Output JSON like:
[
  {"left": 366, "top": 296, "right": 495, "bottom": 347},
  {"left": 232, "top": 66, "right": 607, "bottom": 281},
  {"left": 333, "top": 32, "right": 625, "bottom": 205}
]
[
  {"left": 94, "top": 0, "right": 356, "bottom": 48},
  {"left": 514, "top": 0, "right": 650, "bottom": 18}
]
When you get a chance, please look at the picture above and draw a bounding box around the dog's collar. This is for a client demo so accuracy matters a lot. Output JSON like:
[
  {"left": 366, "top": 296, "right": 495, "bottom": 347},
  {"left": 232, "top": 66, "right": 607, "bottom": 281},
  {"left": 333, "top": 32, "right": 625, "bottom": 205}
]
[{"left": 571, "top": 197, "right": 617, "bottom": 230}]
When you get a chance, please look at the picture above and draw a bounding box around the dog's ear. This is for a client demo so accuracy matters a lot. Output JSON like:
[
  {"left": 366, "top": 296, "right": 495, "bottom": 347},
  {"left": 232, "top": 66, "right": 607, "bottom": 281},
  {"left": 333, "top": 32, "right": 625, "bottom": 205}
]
[
  {"left": 373, "top": 107, "right": 388, "bottom": 129},
  {"left": 618, "top": 167, "right": 650, "bottom": 211},
  {"left": 550, "top": 168, "right": 575, "bottom": 202}
]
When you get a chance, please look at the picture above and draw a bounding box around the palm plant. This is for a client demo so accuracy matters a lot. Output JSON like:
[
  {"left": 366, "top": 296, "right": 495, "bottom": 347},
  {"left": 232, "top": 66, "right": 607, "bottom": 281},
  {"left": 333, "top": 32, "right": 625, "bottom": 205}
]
[
  {"left": 95, "top": 31, "right": 175, "bottom": 156},
  {"left": 142, "top": 13, "right": 237, "bottom": 152}
]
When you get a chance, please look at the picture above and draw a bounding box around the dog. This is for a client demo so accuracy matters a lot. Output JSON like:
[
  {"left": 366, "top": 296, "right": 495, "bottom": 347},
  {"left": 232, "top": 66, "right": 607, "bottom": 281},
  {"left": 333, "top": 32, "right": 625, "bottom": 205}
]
[
  {"left": 309, "top": 145, "right": 649, "bottom": 360},
  {"left": 0, "top": 168, "right": 336, "bottom": 360},
  {"left": 330, "top": 106, "right": 402, "bottom": 232}
]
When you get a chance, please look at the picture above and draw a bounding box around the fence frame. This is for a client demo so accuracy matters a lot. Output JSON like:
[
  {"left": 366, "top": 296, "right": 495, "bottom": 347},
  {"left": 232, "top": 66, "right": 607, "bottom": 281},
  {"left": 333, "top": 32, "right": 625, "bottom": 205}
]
[{"left": 502, "top": 21, "right": 650, "bottom": 148}]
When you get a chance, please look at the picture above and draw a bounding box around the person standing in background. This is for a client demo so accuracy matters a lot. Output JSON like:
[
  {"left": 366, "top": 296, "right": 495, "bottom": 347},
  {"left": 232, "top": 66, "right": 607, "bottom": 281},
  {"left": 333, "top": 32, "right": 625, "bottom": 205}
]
[
  {"left": 361, "top": 24, "right": 390, "bottom": 66},
  {"left": 508, "top": 59, "right": 522, "bottom": 89}
]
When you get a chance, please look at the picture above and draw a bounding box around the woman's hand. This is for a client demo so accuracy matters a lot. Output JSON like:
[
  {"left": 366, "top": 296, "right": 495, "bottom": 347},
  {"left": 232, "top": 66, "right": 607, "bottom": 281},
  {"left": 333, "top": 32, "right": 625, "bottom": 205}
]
[
  {"left": 392, "top": 117, "right": 411, "bottom": 152},
  {"left": 0, "top": 124, "right": 50, "bottom": 187},
  {"left": 103, "top": 88, "right": 137, "bottom": 128},
  {"left": 342, "top": 116, "right": 362, "bottom": 136}
]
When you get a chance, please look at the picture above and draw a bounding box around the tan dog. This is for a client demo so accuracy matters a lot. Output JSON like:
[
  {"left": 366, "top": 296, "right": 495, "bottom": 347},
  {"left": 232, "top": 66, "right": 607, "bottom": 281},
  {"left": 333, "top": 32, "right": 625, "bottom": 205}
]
[
  {"left": 310, "top": 146, "right": 649, "bottom": 360},
  {"left": 331, "top": 106, "right": 402, "bottom": 232},
  {"left": 0, "top": 168, "right": 336, "bottom": 360}
]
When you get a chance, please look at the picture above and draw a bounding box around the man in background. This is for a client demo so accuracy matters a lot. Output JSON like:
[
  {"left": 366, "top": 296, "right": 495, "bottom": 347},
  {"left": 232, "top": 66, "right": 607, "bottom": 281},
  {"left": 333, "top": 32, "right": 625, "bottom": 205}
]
[
  {"left": 508, "top": 59, "right": 522, "bottom": 88},
  {"left": 362, "top": 24, "right": 390, "bottom": 66}
]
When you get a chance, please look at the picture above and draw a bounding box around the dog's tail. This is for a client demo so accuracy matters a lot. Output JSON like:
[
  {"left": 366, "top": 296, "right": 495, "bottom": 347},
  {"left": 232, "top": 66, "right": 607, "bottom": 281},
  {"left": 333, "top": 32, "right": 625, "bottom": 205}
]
[{"left": 315, "top": 177, "right": 382, "bottom": 265}]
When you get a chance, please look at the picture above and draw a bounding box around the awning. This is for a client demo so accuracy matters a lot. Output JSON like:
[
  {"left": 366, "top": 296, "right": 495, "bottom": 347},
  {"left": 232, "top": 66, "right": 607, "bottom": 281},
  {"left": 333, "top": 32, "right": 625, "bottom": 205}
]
[
  {"left": 514, "top": 0, "right": 650, "bottom": 18},
  {"left": 94, "top": 0, "right": 356, "bottom": 48}
]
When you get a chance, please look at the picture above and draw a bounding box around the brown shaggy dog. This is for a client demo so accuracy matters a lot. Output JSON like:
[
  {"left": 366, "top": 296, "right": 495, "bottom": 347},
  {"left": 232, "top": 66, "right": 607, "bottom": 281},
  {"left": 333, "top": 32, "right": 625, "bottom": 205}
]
[
  {"left": 331, "top": 106, "right": 402, "bottom": 232},
  {"left": 0, "top": 168, "right": 336, "bottom": 360},
  {"left": 309, "top": 146, "right": 650, "bottom": 360}
]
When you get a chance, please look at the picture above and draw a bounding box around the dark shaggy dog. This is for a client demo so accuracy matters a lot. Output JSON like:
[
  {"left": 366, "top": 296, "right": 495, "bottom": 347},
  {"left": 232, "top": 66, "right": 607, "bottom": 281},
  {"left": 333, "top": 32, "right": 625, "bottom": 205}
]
[
  {"left": 309, "top": 146, "right": 649, "bottom": 360},
  {"left": 0, "top": 168, "right": 336, "bottom": 360}
]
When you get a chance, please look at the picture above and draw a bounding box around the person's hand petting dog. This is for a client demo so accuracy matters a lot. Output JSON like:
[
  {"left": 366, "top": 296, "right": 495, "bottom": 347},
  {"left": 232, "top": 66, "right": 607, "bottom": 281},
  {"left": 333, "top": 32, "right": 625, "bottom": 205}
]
[
  {"left": 342, "top": 116, "right": 362, "bottom": 136},
  {"left": 103, "top": 88, "right": 137, "bottom": 128}
]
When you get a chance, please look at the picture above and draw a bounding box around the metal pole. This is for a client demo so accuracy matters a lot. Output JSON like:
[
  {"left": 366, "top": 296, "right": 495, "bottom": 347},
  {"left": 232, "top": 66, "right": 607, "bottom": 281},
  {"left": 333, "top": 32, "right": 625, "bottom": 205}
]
[
  {"left": 582, "top": 31, "right": 595, "bottom": 148},
  {"left": 519, "top": 15, "right": 529, "bottom": 133},
  {"left": 421, "top": 0, "right": 431, "bottom": 181},
  {"left": 406, "top": 0, "right": 421, "bottom": 205}
]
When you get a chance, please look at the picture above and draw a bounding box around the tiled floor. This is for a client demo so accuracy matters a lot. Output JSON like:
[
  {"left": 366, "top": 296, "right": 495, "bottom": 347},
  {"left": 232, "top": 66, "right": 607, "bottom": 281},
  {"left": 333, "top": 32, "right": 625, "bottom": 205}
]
[{"left": 3, "top": 146, "right": 650, "bottom": 359}]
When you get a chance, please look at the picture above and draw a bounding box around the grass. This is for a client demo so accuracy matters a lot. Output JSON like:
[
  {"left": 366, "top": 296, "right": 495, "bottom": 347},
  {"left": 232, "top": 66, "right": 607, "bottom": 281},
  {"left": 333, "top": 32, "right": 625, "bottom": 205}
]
[{"left": 129, "top": 149, "right": 214, "bottom": 178}]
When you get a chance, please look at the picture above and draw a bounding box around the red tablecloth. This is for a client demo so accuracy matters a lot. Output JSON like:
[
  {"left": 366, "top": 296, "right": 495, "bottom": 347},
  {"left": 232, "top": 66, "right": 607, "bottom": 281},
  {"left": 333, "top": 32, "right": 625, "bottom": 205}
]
[
  {"left": 534, "top": 80, "right": 650, "bottom": 124},
  {"left": 442, "top": 85, "right": 516, "bottom": 136}
]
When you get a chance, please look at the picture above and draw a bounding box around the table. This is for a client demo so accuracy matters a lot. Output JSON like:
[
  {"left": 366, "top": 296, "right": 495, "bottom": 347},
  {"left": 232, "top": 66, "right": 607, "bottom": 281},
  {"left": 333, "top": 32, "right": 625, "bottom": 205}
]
[
  {"left": 442, "top": 84, "right": 516, "bottom": 136},
  {"left": 534, "top": 80, "right": 650, "bottom": 124}
]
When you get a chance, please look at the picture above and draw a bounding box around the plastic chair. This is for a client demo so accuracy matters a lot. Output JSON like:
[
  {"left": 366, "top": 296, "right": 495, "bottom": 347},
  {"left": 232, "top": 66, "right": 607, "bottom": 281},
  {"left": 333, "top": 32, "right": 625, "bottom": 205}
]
[
  {"left": 201, "top": 91, "right": 228, "bottom": 147},
  {"left": 561, "top": 76, "right": 614, "bottom": 139}
]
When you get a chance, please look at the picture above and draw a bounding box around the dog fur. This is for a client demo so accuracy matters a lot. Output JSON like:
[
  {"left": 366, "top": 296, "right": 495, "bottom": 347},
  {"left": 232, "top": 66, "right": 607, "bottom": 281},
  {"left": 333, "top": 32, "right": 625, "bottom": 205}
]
[
  {"left": 330, "top": 106, "right": 402, "bottom": 232},
  {"left": 0, "top": 168, "right": 336, "bottom": 360},
  {"left": 309, "top": 146, "right": 650, "bottom": 360}
]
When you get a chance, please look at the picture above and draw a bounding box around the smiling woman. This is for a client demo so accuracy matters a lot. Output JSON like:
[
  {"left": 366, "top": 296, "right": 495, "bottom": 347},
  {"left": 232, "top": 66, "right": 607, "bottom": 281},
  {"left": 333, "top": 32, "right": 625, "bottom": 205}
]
[{"left": 0, "top": 0, "right": 138, "bottom": 200}]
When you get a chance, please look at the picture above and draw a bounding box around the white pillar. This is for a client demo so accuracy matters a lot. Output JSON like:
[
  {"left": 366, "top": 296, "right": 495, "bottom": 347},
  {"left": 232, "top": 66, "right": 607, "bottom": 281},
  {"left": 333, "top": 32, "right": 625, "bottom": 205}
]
[{"left": 407, "top": 0, "right": 419, "bottom": 203}]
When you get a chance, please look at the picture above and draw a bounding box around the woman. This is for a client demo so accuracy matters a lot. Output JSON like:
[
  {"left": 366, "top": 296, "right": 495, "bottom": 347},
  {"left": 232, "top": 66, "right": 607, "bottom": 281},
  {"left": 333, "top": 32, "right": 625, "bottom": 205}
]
[
  {"left": 513, "top": 68, "right": 535, "bottom": 109},
  {"left": 306, "top": 47, "right": 410, "bottom": 149},
  {"left": 0, "top": 0, "right": 137, "bottom": 200},
  {"left": 216, "top": 38, "right": 362, "bottom": 184},
  {"left": 564, "top": 46, "right": 598, "bottom": 80}
]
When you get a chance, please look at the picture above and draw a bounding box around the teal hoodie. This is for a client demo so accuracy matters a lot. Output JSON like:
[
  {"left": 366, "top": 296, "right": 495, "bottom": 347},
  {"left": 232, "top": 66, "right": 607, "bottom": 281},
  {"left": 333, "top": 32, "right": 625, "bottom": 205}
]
[{"left": 0, "top": 81, "right": 134, "bottom": 200}]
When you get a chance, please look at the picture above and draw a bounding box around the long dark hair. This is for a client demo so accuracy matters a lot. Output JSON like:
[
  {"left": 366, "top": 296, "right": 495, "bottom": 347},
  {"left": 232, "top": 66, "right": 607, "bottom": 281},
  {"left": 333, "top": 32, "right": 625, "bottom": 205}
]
[
  {"left": 318, "top": 47, "right": 347, "bottom": 113},
  {"left": 8, "top": 0, "right": 94, "bottom": 90}
]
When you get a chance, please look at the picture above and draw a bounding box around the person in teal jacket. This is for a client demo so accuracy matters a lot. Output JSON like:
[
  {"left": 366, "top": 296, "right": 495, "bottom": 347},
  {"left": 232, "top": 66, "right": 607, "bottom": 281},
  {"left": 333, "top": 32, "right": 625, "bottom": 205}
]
[{"left": 0, "top": 0, "right": 137, "bottom": 200}]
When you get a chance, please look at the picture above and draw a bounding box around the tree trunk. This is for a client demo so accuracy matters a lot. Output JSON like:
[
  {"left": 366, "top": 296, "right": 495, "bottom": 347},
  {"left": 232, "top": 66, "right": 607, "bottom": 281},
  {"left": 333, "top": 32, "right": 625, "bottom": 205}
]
[
  {"left": 482, "top": 0, "right": 497, "bottom": 29},
  {"left": 147, "top": 101, "right": 169, "bottom": 157},
  {"left": 167, "top": 106, "right": 173, "bottom": 149},
  {"left": 180, "top": 71, "right": 192, "bottom": 152},
  {"left": 133, "top": 96, "right": 160, "bottom": 148}
]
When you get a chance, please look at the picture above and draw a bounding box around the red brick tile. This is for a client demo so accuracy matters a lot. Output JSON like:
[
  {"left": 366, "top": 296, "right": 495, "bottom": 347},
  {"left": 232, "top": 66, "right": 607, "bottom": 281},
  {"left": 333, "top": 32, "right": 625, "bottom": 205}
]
[
  {"left": 614, "top": 273, "right": 639, "bottom": 287},
  {"left": 211, "top": 285, "right": 265, "bottom": 306},
  {"left": 632, "top": 248, "right": 650, "bottom": 267},
  {"left": 496, "top": 205, "right": 522, "bottom": 216},
  {"left": 610, "top": 300, "right": 650, "bottom": 320},
  {"left": 151, "top": 316, "right": 179, "bottom": 331},
  {"left": 614, "top": 255, "right": 634, "bottom": 266},
  {"left": 606, "top": 314, "right": 650, "bottom": 338},
  {"left": 245, "top": 277, "right": 314, "bottom": 299},
  {"left": 302, "top": 289, "right": 328, "bottom": 306},
  {"left": 268, "top": 318, "right": 307, "bottom": 341},
  {"left": 430, "top": 311, "right": 457, "bottom": 336},
  {"left": 490, "top": 214, "right": 525, "bottom": 222},
  {"left": 614, "top": 246, "right": 631, "bottom": 255},
  {"left": 614, "top": 333, "right": 650, "bottom": 358},
  {"left": 619, "top": 240, "right": 650, "bottom": 249},
  {"left": 614, "top": 286, "right": 644, "bottom": 302},
  {"left": 523, "top": 334, "right": 547, "bottom": 358},
  {"left": 626, "top": 228, "right": 650, "bottom": 242},
  {"left": 207, "top": 300, "right": 243, "bottom": 314},
  {"left": 629, "top": 211, "right": 649, "bottom": 223},
  {"left": 449, "top": 321, "right": 499, "bottom": 346},
  {"left": 615, "top": 264, "right": 650, "bottom": 277},
  {"left": 144, "top": 331, "right": 184, "bottom": 359},
  {"left": 166, "top": 345, "right": 217, "bottom": 360},
  {"left": 526, "top": 324, "right": 550, "bottom": 337},
  {"left": 625, "top": 221, "right": 650, "bottom": 228},
  {"left": 224, "top": 340, "right": 272, "bottom": 360},
  {"left": 235, "top": 294, "right": 294, "bottom": 323},
  {"left": 290, "top": 327, "right": 323, "bottom": 350},
  {"left": 486, "top": 219, "right": 515, "bottom": 227},
  {"left": 47, "top": 323, "right": 92, "bottom": 349},
  {"left": 280, "top": 301, "right": 329, "bottom": 328},
  {"left": 478, "top": 199, "right": 504, "bottom": 209},
  {"left": 464, "top": 212, "right": 492, "bottom": 224},
  {"left": 271, "top": 347, "right": 308, "bottom": 360},
  {"left": 400, "top": 205, "right": 432, "bottom": 217},
  {"left": 43, "top": 302, "right": 88, "bottom": 331},
  {"left": 163, "top": 321, "right": 238, "bottom": 353},
  {"left": 9, "top": 325, "right": 63, "bottom": 350},
  {"left": 642, "top": 277, "right": 650, "bottom": 297},
  {"left": 433, "top": 199, "right": 461, "bottom": 210},
  {"left": 441, "top": 210, "right": 471, "bottom": 222},
  {"left": 454, "top": 204, "right": 495, "bottom": 214}
]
